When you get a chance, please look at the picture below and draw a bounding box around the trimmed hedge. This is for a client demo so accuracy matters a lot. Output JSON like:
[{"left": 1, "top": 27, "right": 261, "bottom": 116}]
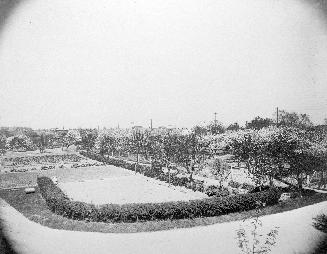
[{"left": 38, "top": 176, "right": 281, "bottom": 223}]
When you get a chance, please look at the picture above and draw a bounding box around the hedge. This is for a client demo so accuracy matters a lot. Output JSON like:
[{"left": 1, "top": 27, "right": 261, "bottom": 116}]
[{"left": 38, "top": 176, "right": 281, "bottom": 223}]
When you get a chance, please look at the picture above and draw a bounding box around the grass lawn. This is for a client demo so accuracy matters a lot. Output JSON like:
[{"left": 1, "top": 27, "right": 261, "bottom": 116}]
[
  {"left": 1, "top": 187, "right": 327, "bottom": 234},
  {"left": 59, "top": 176, "right": 206, "bottom": 204},
  {"left": 0, "top": 165, "right": 133, "bottom": 189}
]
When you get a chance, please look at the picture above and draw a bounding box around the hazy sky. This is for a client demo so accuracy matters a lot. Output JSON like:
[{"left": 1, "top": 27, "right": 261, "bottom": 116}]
[{"left": 1, "top": 0, "right": 327, "bottom": 129}]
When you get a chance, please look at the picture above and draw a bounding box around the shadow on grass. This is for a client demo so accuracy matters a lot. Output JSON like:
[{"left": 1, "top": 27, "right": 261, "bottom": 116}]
[{"left": 0, "top": 223, "right": 17, "bottom": 254}]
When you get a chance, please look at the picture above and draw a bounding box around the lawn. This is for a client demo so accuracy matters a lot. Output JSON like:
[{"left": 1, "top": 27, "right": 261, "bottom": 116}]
[
  {"left": 59, "top": 175, "right": 207, "bottom": 204},
  {"left": 1, "top": 187, "right": 327, "bottom": 234},
  {"left": 0, "top": 165, "right": 133, "bottom": 189}
]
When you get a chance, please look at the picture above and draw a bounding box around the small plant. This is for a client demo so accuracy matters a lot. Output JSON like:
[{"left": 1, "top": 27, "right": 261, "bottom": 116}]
[
  {"left": 236, "top": 201, "right": 279, "bottom": 254},
  {"left": 313, "top": 214, "right": 327, "bottom": 234}
]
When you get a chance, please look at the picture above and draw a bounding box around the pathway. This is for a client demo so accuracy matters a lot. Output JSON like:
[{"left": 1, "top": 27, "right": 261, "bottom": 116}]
[{"left": 1, "top": 198, "right": 327, "bottom": 254}]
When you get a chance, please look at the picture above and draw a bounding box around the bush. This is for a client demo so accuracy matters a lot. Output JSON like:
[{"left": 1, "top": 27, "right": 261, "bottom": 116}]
[
  {"left": 205, "top": 185, "right": 230, "bottom": 197},
  {"left": 249, "top": 185, "right": 271, "bottom": 193},
  {"left": 228, "top": 180, "right": 241, "bottom": 189},
  {"left": 38, "top": 176, "right": 281, "bottom": 223},
  {"left": 240, "top": 183, "right": 255, "bottom": 191}
]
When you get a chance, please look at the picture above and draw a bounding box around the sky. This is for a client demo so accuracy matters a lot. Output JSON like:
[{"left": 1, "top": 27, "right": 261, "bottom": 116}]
[{"left": 0, "top": 0, "right": 327, "bottom": 129}]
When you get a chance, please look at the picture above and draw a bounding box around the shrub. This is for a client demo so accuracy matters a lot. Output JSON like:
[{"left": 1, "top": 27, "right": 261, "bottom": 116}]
[
  {"left": 38, "top": 176, "right": 281, "bottom": 223},
  {"left": 240, "top": 183, "right": 255, "bottom": 191},
  {"left": 205, "top": 185, "right": 230, "bottom": 197},
  {"left": 249, "top": 185, "right": 271, "bottom": 193},
  {"left": 228, "top": 180, "right": 241, "bottom": 189}
]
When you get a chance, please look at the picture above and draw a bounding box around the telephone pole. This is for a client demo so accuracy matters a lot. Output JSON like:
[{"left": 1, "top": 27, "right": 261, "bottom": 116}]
[
  {"left": 214, "top": 112, "right": 217, "bottom": 127},
  {"left": 276, "top": 107, "right": 279, "bottom": 127},
  {"left": 150, "top": 119, "right": 153, "bottom": 130}
]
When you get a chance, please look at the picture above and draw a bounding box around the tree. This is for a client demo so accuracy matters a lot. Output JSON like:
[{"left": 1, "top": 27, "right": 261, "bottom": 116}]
[
  {"left": 228, "top": 126, "right": 322, "bottom": 189},
  {"left": 246, "top": 116, "right": 274, "bottom": 130},
  {"left": 208, "top": 122, "right": 225, "bottom": 135},
  {"left": 277, "top": 110, "right": 313, "bottom": 129},
  {"left": 80, "top": 130, "right": 98, "bottom": 152},
  {"left": 96, "top": 132, "right": 116, "bottom": 156},
  {"left": 0, "top": 134, "right": 6, "bottom": 154},
  {"left": 5, "top": 135, "right": 34, "bottom": 151},
  {"left": 211, "top": 157, "right": 230, "bottom": 188},
  {"left": 192, "top": 125, "right": 208, "bottom": 136},
  {"left": 129, "top": 129, "right": 149, "bottom": 172},
  {"left": 226, "top": 122, "right": 240, "bottom": 131},
  {"left": 63, "top": 130, "right": 82, "bottom": 149},
  {"left": 38, "top": 134, "right": 46, "bottom": 153}
]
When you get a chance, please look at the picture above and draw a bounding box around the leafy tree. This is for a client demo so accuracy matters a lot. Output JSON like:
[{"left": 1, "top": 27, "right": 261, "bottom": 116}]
[
  {"left": 211, "top": 157, "right": 230, "bottom": 188},
  {"left": 226, "top": 122, "right": 240, "bottom": 131},
  {"left": 128, "top": 129, "right": 150, "bottom": 172},
  {"left": 0, "top": 134, "right": 6, "bottom": 154},
  {"left": 192, "top": 125, "right": 209, "bottom": 136},
  {"left": 5, "top": 135, "right": 34, "bottom": 151},
  {"left": 228, "top": 127, "right": 323, "bottom": 189},
  {"left": 277, "top": 110, "right": 313, "bottom": 129},
  {"left": 38, "top": 134, "right": 46, "bottom": 153},
  {"left": 63, "top": 130, "right": 81, "bottom": 148},
  {"left": 80, "top": 130, "right": 98, "bottom": 152},
  {"left": 208, "top": 122, "right": 225, "bottom": 135},
  {"left": 246, "top": 116, "right": 274, "bottom": 130},
  {"left": 96, "top": 132, "right": 116, "bottom": 156}
]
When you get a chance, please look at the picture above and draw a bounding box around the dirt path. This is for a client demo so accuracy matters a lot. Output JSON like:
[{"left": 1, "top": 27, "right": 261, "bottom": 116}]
[{"left": 1, "top": 198, "right": 326, "bottom": 254}]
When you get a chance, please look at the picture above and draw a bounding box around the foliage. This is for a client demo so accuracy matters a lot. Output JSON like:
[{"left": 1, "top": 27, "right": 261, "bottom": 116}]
[
  {"left": 227, "top": 122, "right": 241, "bottom": 131},
  {"left": 63, "top": 130, "right": 81, "bottom": 148},
  {"left": 227, "top": 126, "right": 327, "bottom": 188},
  {"left": 246, "top": 116, "right": 274, "bottom": 130},
  {"left": 5, "top": 135, "right": 34, "bottom": 151},
  {"left": 208, "top": 122, "right": 225, "bottom": 135},
  {"left": 38, "top": 176, "right": 281, "bottom": 223},
  {"left": 236, "top": 216, "right": 279, "bottom": 254},
  {"left": 229, "top": 180, "right": 242, "bottom": 189},
  {"left": 277, "top": 110, "right": 313, "bottom": 129},
  {"left": 313, "top": 214, "right": 327, "bottom": 234},
  {"left": 211, "top": 157, "right": 231, "bottom": 187},
  {"left": 80, "top": 129, "right": 98, "bottom": 152},
  {"left": 205, "top": 185, "right": 230, "bottom": 197}
]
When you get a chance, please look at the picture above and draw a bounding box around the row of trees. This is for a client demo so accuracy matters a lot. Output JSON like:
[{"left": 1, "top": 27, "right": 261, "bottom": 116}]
[
  {"left": 79, "top": 124, "right": 327, "bottom": 190},
  {"left": 1, "top": 110, "right": 326, "bottom": 191},
  {"left": 225, "top": 127, "right": 327, "bottom": 189},
  {"left": 193, "top": 109, "right": 315, "bottom": 136}
]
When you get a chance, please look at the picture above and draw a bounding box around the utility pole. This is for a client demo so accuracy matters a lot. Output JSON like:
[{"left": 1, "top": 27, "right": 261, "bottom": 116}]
[
  {"left": 276, "top": 107, "right": 279, "bottom": 127},
  {"left": 214, "top": 112, "right": 217, "bottom": 127},
  {"left": 150, "top": 119, "right": 153, "bottom": 130}
]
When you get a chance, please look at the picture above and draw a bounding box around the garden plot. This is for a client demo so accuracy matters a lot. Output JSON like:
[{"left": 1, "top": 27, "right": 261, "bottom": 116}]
[
  {"left": 59, "top": 175, "right": 207, "bottom": 204},
  {"left": 0, "top": 165, "right": 133, "bottom": 189}
]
